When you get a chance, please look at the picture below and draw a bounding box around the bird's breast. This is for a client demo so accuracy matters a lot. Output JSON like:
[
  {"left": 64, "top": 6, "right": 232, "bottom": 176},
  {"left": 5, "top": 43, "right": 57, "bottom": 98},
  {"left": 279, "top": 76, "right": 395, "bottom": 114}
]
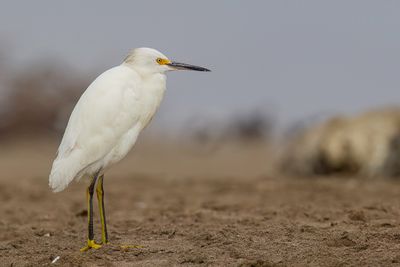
[{"left": 136, "top": 74, "right": 166, "bottom": 129}]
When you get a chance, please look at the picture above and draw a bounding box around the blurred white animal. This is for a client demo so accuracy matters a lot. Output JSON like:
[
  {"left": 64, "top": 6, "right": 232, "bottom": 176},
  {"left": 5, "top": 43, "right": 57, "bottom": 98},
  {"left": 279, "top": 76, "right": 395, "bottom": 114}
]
[
  {"left": 280, "top": 108, "right": 400, "bottom": 177},
  {"left": 49, "top": 48, "right": 210, "bottom": 251}
]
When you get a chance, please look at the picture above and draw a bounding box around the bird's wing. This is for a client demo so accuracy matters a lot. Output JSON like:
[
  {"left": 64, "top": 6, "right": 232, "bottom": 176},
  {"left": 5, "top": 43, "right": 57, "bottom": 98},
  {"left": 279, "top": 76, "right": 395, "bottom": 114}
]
[{"left": 50, "top": 65, "right": 142, "bottom": 191}]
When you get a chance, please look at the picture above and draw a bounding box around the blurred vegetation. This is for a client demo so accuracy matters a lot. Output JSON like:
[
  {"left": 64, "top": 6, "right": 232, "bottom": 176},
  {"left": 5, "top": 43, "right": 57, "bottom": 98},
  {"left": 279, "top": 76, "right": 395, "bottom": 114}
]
[
  {"left": 0, "top": 61, "right": 88, "bottom": 138},
  {"left": 187, "top": 111, "right": 274, "bottom": 146}
]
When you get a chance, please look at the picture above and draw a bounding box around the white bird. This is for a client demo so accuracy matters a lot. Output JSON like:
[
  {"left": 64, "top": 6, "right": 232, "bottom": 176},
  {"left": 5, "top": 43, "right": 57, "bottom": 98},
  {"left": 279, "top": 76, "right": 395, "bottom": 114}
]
[{"left": 49, "top": 47, "right": 210, "bottom": 251}]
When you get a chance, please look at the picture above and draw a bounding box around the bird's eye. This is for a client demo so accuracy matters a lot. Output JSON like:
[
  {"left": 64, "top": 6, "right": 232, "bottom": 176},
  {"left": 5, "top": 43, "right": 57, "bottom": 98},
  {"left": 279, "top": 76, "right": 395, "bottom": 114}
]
[{"left": 156, "top": 58, "right": 163, "bottom": 64}]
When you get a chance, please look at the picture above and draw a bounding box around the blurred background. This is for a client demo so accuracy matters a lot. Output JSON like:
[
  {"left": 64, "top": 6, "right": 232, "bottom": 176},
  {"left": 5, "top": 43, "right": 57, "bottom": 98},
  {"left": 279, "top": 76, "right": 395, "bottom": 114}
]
[
  {"left": 2, "top": 1, "right": 400, "bottom": 178},
  {"left": 4, "top": 1, "right": 400, "bottom": 265}
]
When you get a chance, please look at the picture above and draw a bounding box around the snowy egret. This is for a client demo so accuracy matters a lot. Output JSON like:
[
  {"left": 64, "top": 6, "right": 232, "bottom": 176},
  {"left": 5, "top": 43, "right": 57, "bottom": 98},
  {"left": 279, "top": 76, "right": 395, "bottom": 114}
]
[{"left": 49, "top": 48, "right": 210, "bottom": 251}]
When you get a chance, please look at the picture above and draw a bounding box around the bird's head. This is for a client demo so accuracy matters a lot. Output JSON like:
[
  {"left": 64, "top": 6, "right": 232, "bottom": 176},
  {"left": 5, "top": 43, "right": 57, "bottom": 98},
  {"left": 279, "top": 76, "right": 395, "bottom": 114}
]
[{"left": 123, "top": 47, "right": 210, "bottom": 75}]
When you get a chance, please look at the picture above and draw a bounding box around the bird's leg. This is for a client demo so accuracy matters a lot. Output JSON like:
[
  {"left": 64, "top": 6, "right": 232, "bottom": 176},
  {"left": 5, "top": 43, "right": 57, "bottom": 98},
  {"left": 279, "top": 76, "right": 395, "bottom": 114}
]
[
  {"left": 96, "top": 175, "right": 109, "bottom": 244},
  {"left": 80, "top": 173, "right": 102, "bottom": 252},
  {"left": 95, "top": 175, "right": 142, "bottom": 250}
]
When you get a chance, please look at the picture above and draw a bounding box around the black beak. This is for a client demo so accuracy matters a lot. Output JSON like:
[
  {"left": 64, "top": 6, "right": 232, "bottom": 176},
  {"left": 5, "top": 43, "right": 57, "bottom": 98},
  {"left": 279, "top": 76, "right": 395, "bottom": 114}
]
[{"left": 167, "top": 62, "right": 211, "bottom": 72}]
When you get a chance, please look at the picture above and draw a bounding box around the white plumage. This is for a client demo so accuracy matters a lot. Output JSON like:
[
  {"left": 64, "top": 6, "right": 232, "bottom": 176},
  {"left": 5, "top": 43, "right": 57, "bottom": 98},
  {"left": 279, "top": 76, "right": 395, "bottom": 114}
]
[{"left": 49, "top": 47, "right": 209, "bottom": 192}]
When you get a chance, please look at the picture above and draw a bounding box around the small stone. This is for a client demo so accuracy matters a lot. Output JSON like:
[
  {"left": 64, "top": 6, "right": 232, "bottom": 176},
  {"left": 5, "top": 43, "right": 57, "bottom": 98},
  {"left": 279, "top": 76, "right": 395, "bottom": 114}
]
[{"left": 348, "top": 210, "right": 366, "bottom": 222}]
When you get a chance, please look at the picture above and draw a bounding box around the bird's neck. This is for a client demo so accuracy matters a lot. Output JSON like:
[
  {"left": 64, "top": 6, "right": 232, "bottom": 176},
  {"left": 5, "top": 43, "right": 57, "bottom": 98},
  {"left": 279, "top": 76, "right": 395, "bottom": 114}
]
[
  {"left": 123, "top": 62, "right": 165, "bottom": 78},
  {"left": 122, "top": 62, "right": 167, "bottom": 92},
  {"left": 140, "top": 72, "right": 167, "bottom": 95}
]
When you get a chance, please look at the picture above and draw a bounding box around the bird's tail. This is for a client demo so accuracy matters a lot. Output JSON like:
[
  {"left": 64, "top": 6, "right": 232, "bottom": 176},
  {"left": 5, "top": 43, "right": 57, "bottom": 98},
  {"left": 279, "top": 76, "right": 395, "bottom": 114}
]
[{"left": 49, "top": 154, "right": 83, "bottom": 192}]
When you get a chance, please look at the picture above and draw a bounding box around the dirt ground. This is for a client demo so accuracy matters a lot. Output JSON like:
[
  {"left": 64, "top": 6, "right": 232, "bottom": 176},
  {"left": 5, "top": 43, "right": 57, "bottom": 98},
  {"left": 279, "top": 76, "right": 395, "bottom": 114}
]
[{"left": 2, "top": 137, "right": 400, "bottom": 266}]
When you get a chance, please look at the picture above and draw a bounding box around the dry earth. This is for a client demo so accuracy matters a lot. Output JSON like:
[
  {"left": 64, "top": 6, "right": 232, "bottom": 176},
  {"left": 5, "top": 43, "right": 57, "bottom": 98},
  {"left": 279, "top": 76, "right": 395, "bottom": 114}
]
[{"left": 2, "top": 137, "right": 400, "bottom": 266}]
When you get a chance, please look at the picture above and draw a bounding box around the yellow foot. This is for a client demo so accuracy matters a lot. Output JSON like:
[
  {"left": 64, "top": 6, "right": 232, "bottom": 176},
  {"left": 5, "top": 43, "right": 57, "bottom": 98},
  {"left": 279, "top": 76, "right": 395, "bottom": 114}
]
[{"left": 80, "top": 239, "right": 102, "bottom": 252}]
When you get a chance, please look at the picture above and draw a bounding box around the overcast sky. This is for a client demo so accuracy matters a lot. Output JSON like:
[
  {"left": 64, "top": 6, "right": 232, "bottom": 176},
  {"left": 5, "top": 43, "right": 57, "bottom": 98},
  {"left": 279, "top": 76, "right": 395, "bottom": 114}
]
[{"left": 1, "top": 1, "right": 400, "bottom": 131}]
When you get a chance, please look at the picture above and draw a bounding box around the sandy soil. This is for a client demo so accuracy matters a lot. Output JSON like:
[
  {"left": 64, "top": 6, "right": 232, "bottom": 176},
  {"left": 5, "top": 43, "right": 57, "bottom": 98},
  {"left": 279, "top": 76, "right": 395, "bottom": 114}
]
[{"left": 2, "top": 137, "right": 400, "bottom": 266}]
